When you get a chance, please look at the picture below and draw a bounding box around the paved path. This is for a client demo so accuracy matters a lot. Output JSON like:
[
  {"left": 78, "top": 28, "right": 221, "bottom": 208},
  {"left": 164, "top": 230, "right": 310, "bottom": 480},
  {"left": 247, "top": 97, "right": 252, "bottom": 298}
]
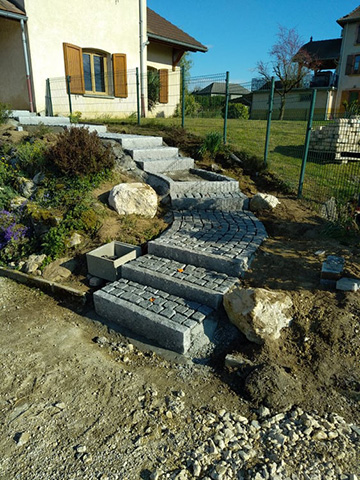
[{"left": 94, "top": 133, "right": 268, "bottom": 354}]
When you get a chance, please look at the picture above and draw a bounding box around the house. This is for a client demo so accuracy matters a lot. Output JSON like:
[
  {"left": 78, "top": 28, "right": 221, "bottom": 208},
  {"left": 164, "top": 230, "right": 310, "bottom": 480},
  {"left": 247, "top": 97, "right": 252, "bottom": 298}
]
[
  {"left": 194, "top": 82, "right": 250, "bottom": 101},
  {"left": 251, "top": 5, "right": 360, "bottom": 120},
  {"left": 0, "top": 0, "right": 207, "bottom": 117}
]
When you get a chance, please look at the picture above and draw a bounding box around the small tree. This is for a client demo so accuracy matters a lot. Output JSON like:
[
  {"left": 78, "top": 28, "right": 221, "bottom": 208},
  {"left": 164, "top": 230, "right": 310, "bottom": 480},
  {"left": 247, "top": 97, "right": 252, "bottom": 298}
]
[{"left": 257, "top": 26, "right": 317, "bottom": 120}]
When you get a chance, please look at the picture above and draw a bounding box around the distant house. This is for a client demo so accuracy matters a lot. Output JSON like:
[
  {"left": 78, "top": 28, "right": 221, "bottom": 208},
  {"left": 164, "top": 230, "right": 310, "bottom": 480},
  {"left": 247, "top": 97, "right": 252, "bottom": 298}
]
[
  {"left": 0, "top": 0, "right": 207, "bottom": 117},
  {"left": 251, "top": 5, "right": 360, "bottom": 120}
]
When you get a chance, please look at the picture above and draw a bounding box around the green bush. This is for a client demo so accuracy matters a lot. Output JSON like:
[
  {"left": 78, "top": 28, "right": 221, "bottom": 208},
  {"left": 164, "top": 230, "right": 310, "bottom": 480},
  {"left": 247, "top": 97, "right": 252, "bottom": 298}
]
[
  {"left": 16, "top": 139, "right": 47, "bottom": 175},
  {"left": 222, "top": 103, "right": 249, "bottom": 119},
  {"left": 46, "top": 127, "right": 114, "bottom": 177},
  {"left": 0, "top": 102, "right": 11, "bottom": 124},
  {"left": 199, "top": 131, "right": 224, "bottom": 159},
  {"left": 174, "top": 94, "right": 201, "bottom": 117}
]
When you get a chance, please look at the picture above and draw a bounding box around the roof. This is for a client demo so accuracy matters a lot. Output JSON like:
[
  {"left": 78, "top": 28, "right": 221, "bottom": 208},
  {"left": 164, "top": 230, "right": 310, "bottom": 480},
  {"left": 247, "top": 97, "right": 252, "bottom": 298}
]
[
  {"left": 147, "top": 8, "right": 207, "bottom": 53},
  {"left": 298, "top": 38, "right": 342, "bottom": 69},
  {"left": 195, "top": 82, "right": 250, "bottom": 96},
  {"left": 0, "top": 0, "right": 25, "bottom": 15},
  {"left": 337, "top": 5, "right": 360, "bottom": 26}
]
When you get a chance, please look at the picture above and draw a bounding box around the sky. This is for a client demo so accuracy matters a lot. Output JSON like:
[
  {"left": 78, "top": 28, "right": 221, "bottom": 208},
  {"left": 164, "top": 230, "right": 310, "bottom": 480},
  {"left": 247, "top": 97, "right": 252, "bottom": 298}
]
[{"left": 148, "top": 0, "right": 358, "bottom": 85}]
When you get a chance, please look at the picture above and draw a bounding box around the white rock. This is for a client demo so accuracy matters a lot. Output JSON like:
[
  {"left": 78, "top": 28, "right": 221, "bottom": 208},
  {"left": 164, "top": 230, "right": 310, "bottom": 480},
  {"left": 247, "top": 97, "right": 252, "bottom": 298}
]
[
  {"left": 108, "top": 183, "right": 158, "bottom": 218},
  {"left": 250, "top": 193, "right": 280, "bottom": 212},
  {"left": 16, "top": 432, "right": 30, "bottom": 446},
  {"left": 223, "top": 287, "right": 293, "bottom": 344},
  {"left": 22, "top": 254, "right": 47, "bottom": 274},
  {"left": 66, "top": 232, "right": 82, "bottom": 248}
]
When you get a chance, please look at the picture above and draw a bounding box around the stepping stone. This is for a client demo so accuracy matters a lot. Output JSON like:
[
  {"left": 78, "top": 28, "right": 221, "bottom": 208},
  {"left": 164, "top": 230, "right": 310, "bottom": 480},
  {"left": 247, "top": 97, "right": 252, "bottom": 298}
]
[
  {"left": 129, "top": 146, "right": 178, "bottom": 161},
  {"left": 121, "top": 254, "right": 239, "bottom": 309},
  {"left": 138, "top": 157, "right": 194, "bottom": 173},
  {"left": 93, "top": 279, "right": 214, "bottom": 354},
  {"left": 98, "top": 132, "right": 163, "bottom": 149},
  {"left": 171, "top": 191, "right": 249, "bottom": 211}
]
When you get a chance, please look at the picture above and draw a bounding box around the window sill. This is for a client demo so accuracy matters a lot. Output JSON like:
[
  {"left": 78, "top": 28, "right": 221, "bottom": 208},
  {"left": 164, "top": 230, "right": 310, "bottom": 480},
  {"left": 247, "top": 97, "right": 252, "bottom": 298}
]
[{"left": 83, "top": 93, "right": 115, "bottom": 99}]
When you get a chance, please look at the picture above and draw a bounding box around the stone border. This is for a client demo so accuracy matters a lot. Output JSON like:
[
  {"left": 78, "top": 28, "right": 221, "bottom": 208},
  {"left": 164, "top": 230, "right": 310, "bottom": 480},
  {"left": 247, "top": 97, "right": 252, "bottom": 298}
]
[{"left": 0, "top": 266, "right": 88, "bottom": 304}]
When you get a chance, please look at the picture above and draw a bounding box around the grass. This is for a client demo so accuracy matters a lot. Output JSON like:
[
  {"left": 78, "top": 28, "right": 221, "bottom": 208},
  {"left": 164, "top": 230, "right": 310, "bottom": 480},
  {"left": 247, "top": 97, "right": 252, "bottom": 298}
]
[{"left": 96, "top": 115, "right": 360, "bottom": 209}]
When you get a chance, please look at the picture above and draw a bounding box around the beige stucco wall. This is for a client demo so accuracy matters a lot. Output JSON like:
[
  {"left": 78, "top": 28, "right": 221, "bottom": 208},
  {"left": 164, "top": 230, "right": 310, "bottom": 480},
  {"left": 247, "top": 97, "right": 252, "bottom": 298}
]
[
  {"left": 251, "top": 89, "right": 332, "bottom": 120},
  {"left": 23, "top": 0, "right": 141, "bottom": 115},
  {"left": 147, "top": 42, "right": 181, "bottom": 118},
  {"left": 0, "top": 17, "right": 28, "bottom": 109},
  {"left": 336, "top": 22, "right": 360, "bottom": 111}
]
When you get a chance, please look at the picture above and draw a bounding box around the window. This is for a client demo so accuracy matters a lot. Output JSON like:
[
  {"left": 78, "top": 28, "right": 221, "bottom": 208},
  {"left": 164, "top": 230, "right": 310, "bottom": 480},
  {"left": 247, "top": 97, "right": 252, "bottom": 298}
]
[
  {"left": 345, "top": 54, "right": 360, "bottom": 75},
  {"left": 63, "top": 43, "right": 127, "bottom": 98},
  {"left": 83, "top": 52, "right": 107, "bottom": 94},
  {"left": 356, "top": 25, "right": 360, "bottom": 44}
]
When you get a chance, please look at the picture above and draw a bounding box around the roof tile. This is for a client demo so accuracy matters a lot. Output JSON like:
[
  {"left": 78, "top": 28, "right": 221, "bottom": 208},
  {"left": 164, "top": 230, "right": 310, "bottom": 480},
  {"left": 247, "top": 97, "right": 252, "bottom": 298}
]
[
  {"left": 337, "top": 5, "right": 360, "bottom": 26},
  {"left": 147, "top": 8, "right": 207, "bottom": 52}
]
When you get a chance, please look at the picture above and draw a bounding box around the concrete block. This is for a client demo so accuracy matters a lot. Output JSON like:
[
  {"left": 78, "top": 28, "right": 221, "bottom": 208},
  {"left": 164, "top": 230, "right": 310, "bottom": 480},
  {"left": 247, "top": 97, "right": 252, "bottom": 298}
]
[
  {"left": 321, "top": 255, "right": 345, "bottom": 280},
  {"left": 139, "top": 157, "right": 194, "bottom": 173},
  {"left": 18, "top": 116, "right": 70, "bottom": 125},
  {"left": 336, "top": 277, "right": 360, "bottom": 292},
  {"left": 86, "top": 241, "right": 141, "bottom": 281}
]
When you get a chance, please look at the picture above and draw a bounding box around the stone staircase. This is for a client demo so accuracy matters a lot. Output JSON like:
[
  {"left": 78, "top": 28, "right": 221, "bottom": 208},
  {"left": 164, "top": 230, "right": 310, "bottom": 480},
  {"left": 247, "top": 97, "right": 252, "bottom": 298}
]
[{"left": 94, "top": 132, "right": 268, "bottom": 354}]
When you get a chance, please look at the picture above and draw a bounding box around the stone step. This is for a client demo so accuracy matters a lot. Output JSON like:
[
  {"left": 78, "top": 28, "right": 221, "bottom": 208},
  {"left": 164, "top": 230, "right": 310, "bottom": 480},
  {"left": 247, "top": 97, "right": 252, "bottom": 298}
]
[
  {"left": 74, "top": 124, "right": 107, "bottom": 133},
  {"left": 98, "top": 132, "right": 163, "bottom": 149},
  {"left": 121, "top": 254, "right": 238, "bottom": 309},
  {"left": 10, "top": 110, "right": 37, "bottom": 118},
  {"left": 148, "top": 210, "right": 267, "bottom": 277},
  {"left": 93, "top": 279, "right": 214, "bottom": 354},
  {"left": 128, "top": 146, "right": 179, "bottom": 161},
  {"left": 171, "top": 191, "right": 249, "bottom": 211},
  {"left": 138, "top": 157, "right": 194, "bottom": 173},
  {"left": 16, "top": 116, "right": 71, "bottom": 125}
]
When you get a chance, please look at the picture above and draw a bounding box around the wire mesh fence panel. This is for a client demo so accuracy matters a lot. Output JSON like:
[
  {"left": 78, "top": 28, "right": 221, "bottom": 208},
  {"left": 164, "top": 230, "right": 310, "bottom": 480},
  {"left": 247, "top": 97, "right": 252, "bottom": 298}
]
[
  {"left": 302, "top": 114, "right": 360, "bottom": 219},
  {"left": 49, "top": 69, "right": 140, "bottom": 120},
  {"left": 265, "top": 93, "right": 309, "bottom": 193}
]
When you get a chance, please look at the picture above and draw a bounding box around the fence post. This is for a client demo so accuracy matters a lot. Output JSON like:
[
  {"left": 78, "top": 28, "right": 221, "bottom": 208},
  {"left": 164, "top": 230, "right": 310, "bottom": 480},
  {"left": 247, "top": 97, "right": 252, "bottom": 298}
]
[
  {"left": 181, "top": 65, "right": 186, "bottom": 129},
  {"left": 136, "top": 67, "right": 141, "bottom": 126},
  {"left": 66, "top": 75, "right": 72, "bottom": 115},
  {"left": 264, "top": 76, "right": 275, "bottom": 167},
  {"left": 298, "top": 89, "right": 317, "bottom": 199},
  {"left": 223, "top": 71, "right": 230, "bottom": 144},
  {"left": 45, "top": 78, "right": 53, "bottom": 117}
]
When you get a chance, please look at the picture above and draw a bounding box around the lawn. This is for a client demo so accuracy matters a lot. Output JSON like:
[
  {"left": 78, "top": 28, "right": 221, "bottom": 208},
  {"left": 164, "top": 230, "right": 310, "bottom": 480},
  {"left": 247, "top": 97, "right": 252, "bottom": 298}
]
[{"left": 106, "top": 115, "right": 359, "bottom": 209}]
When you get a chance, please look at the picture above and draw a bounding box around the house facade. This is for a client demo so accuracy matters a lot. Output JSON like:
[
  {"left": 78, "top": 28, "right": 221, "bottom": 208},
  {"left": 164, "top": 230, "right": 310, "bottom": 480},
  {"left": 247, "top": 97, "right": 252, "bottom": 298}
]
[
  {"left": 251, "top": 5, "right": 360, "bottom": 120},
  {"left": 0, "top": 0, "right": 206, "bottom": 117},
  {"left": 335, "top": 5, "right": 360, "bottom": 113}
]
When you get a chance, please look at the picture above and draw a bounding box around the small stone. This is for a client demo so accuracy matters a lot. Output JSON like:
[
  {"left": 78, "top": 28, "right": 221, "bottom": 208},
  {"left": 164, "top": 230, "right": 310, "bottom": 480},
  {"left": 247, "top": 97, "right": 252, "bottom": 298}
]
[
  {"left": 75, "top": 445, "right": 87, "bottom": 453},
  {"left": 165, "top": 410, "right": 173, "bottom": 419},
  {"left": 82, "top": 452, "right": 92, "bottom": 464},
  {"left": 89, "top": 276, "right": 105, "bottom": 287},
  {"left": 54, "top": 402, "right": 66, "bottom": 410},
  {"left": 15, "top": 432, "right": 30, "bottom": 446},
  {"left": 312, "top": 429, "right": 328, "bottom": 441},
  {"left": 258, "top": 406, "right": 271, "bottom": 418},
  {"left": 93, "top": 336, "right": 108, "bottom": 345}
]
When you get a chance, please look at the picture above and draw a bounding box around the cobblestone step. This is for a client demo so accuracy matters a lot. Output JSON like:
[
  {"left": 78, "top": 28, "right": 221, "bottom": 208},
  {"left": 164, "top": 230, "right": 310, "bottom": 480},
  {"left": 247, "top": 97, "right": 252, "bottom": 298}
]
[
  {"left": 138, "top": 157, "right": 194, "bottom": 173},
  {"left": 93, "top": 279, "right": 214, "bottom": 354},
  {"left": 128, "top": 146, "right": 179, "bottom": 161},
  {"left": 121, "top": 254, "right": 239, "bottom": 309},
  {"left": 171, "top": 191, "right": 249, "bottom": 211},
  {"left": 148, "top": 210, "right": 267, "bottom": 277},
  {"left": 98, "top": 132, "right": 163, "bottom": 149}
]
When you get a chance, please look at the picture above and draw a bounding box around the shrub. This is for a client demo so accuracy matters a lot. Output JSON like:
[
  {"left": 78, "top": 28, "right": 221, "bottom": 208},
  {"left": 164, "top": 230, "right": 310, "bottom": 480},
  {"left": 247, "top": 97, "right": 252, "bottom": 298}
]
[
  {"left": 147, "top": 70, "right": 160, "bottom": 111},
  {"left": 0, "top": 102, "right": 11, "bottom": 124},
  {"left": 222, "top": 103, "right": 249, "bottom": 119},
  {"left": 199, "top": 131, "right": 224, "bottom": 159},
  {"left": 174, "top": 94, "right": 201, "bottom": 118},
  {"left": 0, "top": 209, "right": 28, "bottom": 263},
  {"left": 16, "top": 139, "right": 47, "bottom": 176},
  {"left": 69, "top": 111, "right": 82, "bottom": 123},
  {"left": 46, "top": 127, "right": 114, "bottom": 177}
]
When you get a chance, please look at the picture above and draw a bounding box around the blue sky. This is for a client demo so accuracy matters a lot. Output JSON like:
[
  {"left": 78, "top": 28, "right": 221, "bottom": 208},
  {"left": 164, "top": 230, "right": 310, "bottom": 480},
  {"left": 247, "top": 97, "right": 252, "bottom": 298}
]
[{"left": 148, "top": 0, "right": 358, "bottom": 84}]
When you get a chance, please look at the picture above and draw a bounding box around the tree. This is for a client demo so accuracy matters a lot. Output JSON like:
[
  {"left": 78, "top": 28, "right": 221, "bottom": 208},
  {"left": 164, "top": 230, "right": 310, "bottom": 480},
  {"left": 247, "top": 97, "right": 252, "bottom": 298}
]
[{"left": 257, "top": 26, "right": 317, "bottom": 120}]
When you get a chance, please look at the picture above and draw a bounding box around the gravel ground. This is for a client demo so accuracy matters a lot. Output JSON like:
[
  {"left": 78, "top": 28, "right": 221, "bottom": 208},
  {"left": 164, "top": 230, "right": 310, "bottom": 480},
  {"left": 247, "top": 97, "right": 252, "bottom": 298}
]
[{"left": 0, "top": 277, "right": 359, "bottom": 480}]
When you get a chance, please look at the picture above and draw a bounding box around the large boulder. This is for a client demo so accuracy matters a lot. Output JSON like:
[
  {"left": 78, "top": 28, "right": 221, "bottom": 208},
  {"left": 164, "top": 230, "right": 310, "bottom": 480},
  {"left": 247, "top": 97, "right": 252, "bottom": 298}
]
[
  {"left": 108, "top": 183, "right": 158, "bottom": 218},
  {"left": 250, "top": 193, "right": 280, "bottom": 212},
  {"left": 223, "top": 287, "right": 293, "bottom": 344}
]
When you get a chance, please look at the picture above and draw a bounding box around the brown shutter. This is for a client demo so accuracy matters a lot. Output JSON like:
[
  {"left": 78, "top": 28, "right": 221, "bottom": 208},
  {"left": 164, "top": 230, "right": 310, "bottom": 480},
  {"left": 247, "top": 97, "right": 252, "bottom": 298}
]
[
  {"left": 159, "top": 69, "right": 169, "bottom": 104},
  {"left": 113, "top": 54, "right": 128, "bottom": 98},
  {"left": 345, "top": 55, "right": 354, "bottom": 75},
  {"left": 63, "top": 43, "right": 85, "bottom": 94}
]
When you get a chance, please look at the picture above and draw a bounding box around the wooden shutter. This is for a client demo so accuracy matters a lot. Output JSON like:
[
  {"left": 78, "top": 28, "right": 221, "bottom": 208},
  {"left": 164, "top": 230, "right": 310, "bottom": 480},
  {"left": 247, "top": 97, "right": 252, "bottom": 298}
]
[
  {"left": 113, "top": 54, "right": 128, "bottom": 98},
  {"left": 63, "top": 43, "right": 85, "bottom": 94},
  {"left": 345, "top": 55, "right": 354, "bottom": 75},
  {"left": 159, "top": 69, "right": 169, "bottom": 104}
]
